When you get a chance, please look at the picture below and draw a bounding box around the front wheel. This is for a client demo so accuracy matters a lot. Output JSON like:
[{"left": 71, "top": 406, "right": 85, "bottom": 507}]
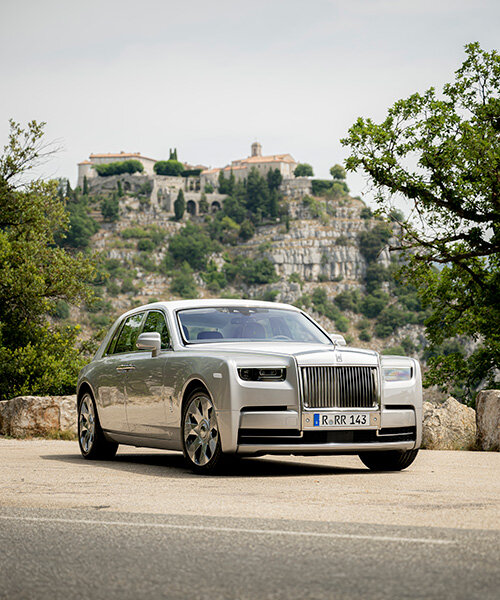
[
  {"left": 182, "top": 388, "right": 223, "bottom": 474},
  {"left": 358, "top": 449, "right": 419, "bottom": 472},
  {"left": 78, "top": 393, "right": 118, "bottom": 460}
]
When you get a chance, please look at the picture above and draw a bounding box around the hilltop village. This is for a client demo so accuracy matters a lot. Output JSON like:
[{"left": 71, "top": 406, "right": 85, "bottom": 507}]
[{"left": 78, "top": 143, "right": 313, "bottom": 215}]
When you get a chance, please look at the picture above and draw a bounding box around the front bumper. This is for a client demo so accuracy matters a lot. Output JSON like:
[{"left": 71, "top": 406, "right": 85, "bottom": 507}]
[{"left": 237, "top": 440, "right": 416, "bottom": 456}]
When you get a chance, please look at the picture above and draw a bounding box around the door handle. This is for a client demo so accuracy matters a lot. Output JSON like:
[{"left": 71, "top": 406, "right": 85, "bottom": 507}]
[{"left": 116, "top": 365, "right": 136, "bottom": 372}]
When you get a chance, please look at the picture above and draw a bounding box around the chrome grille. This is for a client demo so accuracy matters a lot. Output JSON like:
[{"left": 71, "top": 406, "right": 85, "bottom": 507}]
[{"left": 301, "top": 366, "right": 379, "bottom": 409}]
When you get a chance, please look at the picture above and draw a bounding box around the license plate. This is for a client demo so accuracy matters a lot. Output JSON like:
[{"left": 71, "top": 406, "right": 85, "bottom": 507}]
[{"left": 307, "top": 412, "right": 379, "bottom": 428}]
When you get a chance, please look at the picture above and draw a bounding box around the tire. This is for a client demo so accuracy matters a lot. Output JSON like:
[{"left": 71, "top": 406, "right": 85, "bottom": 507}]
[
  {"left": 181, "top": 387, "right": 223, "bottom": 474},
  {"left": 78, "top": 392, "right": 118, "bottom": 460},
  {"left": 358, "top": 449, "right": 419, "bottom": 472}
]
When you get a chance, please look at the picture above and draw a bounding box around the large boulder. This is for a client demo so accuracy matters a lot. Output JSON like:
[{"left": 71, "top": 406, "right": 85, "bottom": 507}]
[
  {"left": 0, "top": 395, "right": 77, "bottom": 437},
  {"left": 422, "top": 396, "right": 476, "bottom": 450},
  {"left": 476, "top": 390, "right": 500, "bottom": 451}
]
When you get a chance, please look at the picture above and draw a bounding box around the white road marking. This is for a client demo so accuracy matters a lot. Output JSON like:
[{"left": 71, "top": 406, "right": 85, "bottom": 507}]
[{"left": 0, "top": 515, "right": 455, "bottom": 545}]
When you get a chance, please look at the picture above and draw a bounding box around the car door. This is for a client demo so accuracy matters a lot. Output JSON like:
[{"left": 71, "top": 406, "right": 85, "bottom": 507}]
[
  {"left": 96, "top": 311, "right": 146, "bottom": 433},
  {"left": 124, "top": 310, "right": 173, "bottom": 437}
]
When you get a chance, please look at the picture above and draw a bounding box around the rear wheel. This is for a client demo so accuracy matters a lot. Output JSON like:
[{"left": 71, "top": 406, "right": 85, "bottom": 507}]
[
  {"left": 182, "top": 388, "right": 223, "bottom": 474},
  {"left": 78, "top": 393, "right": 118, "bottom": 460},
  {"left": 358, "top": 449, "right": 419, "bottom": 472}
]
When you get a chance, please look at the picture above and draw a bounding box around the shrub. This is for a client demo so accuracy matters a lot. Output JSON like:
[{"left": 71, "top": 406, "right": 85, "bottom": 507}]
[
  {"left": 288, "top": 272, "right": 303, "bottom": 285},
  {"left": 311, "top": 179, "right": 333, "bottom": 196},
  {"left": 360, "top": 206, "right": 373, "bottom": 219},
  {"left": 201, "top": 260, "right": 227, "bottom": 292},
  {"left": 174, "top": 189, "right": 185, "bottom": 220},
  {"left": 262, "top": 289, "right": 279, "bottom": 302},
  {"left": 137, "top": 238, "right": 155, "bottom": 252},
  {"left": 381, "top": 345, "right": 405, "bottom": 356},
  {"left": 170, "top": 262, "right": 198, "bottom": 298},
  {"left": 357, "top": 223, "right": 392, "bottom": 263},
  {"left": 94, "top": 160, "right": 144, "bottom": 176},
  {"left": 168, "top": 222, "right": 216, "bottom": 271},
  {"left": 334, "top": 289, "right": 361, "bottom": 312},
  {"left": 100, "top": 196, "right": 120, "bottom": 222},
  {"left": 120, "top": 277, "right": 137, "bottom": 294},
  {"left": 360, "top": 291, "right": 390, "bottom": 318},
  {"left": 241, "top": 258, "right": 278, "bottom": 285},
  {"left": 204, "top": 183, "right": 214, "bottom": 194},
  {"left": 239, "top": 219, "right": 255, "bottom": 241},
  {"left": 294, "top": 163, "right": 314, "bottom": 177},
  {"left": 154, "top": 160, "right": 185, "bottom": 176},
  {"left": 51, "top": 300, "right": 70, "bottom": 320},
  {"left": 359, "top": 329, "right": 371, "bottom": 341}
]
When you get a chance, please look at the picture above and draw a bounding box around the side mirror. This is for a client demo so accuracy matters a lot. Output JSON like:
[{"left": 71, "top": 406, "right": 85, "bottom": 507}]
[
  {"left": 329, "top": 333, "right": 346, "bottom": 346},
  {"left": 136, "top": 332, "right": 161, "bottom": 357}
]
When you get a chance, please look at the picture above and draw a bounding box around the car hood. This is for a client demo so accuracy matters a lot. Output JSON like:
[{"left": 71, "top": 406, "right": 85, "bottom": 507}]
[{"left": 184, "top": 342, "right": 379, "bottom": 367}]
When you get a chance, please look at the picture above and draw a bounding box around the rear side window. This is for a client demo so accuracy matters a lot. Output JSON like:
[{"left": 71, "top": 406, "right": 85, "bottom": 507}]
[
  {"left": 112, "top": 313, "right": 145, "bottom": 354},
  {"left": 142, "top": 311, "right": 171, "bottom": 349}
]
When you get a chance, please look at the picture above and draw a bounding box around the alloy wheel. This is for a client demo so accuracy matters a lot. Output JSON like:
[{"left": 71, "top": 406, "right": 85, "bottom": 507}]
[
  {"left": 79, "top": 395, "right": 96, "bottom": 454},
  {"left": 183, "top": 394, "right": 219, "bottom": 466}
]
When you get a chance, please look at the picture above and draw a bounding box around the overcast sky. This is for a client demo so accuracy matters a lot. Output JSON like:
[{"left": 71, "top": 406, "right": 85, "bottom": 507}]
[{"left": 1, "top": 0, "right": 498, "bottom": 199}]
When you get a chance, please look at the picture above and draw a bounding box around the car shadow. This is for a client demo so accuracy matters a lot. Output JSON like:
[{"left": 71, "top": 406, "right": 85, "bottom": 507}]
[{"left": 41, "top": 449, "right": 368, "bottom": 478}]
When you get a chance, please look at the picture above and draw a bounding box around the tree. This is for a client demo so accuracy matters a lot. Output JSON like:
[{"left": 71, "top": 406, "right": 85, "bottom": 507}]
[
  {"left": 174, "top": 189, "right": 185, "bottom": 220},
  {"left": 154, "top": 160, "right": 184, "bottom": 176},
  {"left": 199, "top": 192, "right": 209, "bottom": 214},
  {"left": 170, "top": 262, "right": 198, "bottom": 298},
  {"left": 294, "top": 163, "right": 314, "bottom": 177},
  {"left": 0, "top": 120, "right": 95, "bottom": 400},
  {"left": 246, "top": 167, "right": 269, "bottom": 217},
  {"left": 329, "top": 164, "right": 346, "bottom": 180},
  {"left": 82, "top": 175, "right": 89, "bottom": 195},
  {"left": 101, "top": 194, "right": 120, "bottom": 221},
  {"left": 342, "top": 42, "right": 500, "bottom": 399}
]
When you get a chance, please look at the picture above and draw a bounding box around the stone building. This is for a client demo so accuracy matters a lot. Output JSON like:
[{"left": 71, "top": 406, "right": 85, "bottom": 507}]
[
  {"left": 200, "top": 142, "right": 298, "bottom": 190},
  {"left": 78, "top": 152, "right": 158, "bottom": 187}
]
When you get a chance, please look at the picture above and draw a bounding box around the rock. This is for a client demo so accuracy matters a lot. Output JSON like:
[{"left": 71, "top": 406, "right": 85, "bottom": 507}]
[
  {"left": 422, "top": 397, "right": 476, "bottom": 450},
  {"left": 476, "top": 390, "right": 500, "bottom": 451},
  {"left": 0, "top": 396, "right": 77, "bottom": 438}
]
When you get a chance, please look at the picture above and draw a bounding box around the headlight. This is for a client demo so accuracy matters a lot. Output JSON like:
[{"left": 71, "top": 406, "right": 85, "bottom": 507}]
[
  {"left": 383, "top": 367, "right": 413, "bottom": 381},
  {"left": 238, "top": 368, "right": 286, "bottom": 382}
]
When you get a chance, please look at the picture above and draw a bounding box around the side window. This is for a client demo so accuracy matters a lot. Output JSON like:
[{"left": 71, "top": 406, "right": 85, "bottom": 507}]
[
  {"left": 113, "top": 313, "right": 145, "bottom": 354},
  {"left": 142, "top": 311, "right": 171, "bottom": 349}
]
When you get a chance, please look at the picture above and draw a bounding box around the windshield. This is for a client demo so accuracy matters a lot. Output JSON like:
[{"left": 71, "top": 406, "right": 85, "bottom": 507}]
[{"left": 177, "top": 307, "right": 332, "bottom": 345}]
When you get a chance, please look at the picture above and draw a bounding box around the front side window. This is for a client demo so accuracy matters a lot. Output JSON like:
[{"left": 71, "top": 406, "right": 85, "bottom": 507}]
[
  {"left": 142, "top": 311, "right": 171, "bottom": 349},
  {"left": 177, "top": 307, "right": 332, "bottom": 345},
  {"left": 112, "top": 312, "right": 145, "bottom": 354}
]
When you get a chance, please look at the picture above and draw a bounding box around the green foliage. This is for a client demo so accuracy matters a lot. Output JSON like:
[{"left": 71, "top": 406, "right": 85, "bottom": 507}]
[
  {"left": 199, "top": 193, "right": 209, "bottom": 214},
  {"left": 223, "top": 256, "right": 278, "bottom": 286},
  {"left": 208, "top": 214, "right": 240, "bottom": 245},
  {"left": 94, "top": 160, "right": 144, "bottom": 176},
  {"left": 261, "top": 289, "right": 279, "bottom": 302},
  {"left": 62, "top": 197, "right": 100, "bottom": 248},
  {"left": 51, "top": 299, "right": 70, "bottom": 320},
  {"left": 218, "top": 170, "right": 234, "bottom": 195},
  {"left": 357, "top": 222, "right": 392, "bottom": 263},
  {"left": 100, "top": 195, "right": 120, "bottom": 222},
  {"left": 174, "top": 189, "right": 185, "bottom": 220},
  {"left": 83, "top": 176, "right": 89, "bottom": 195},
  {"left": 168, "top": 222, "right": 216, "bottom": 271},
  {"left": 359, "top": 329, "right": 371, "bottom": 342},
  {"left": 330, "top": 164, "right": 346, "bottom": 180},
  {"left": 288, "top": 272, "right": 303, "bottom": 285},
  {"left": 137, "top": 238, "right": 155, "bottom": 252},
  {"left": 169, "top": 148, "right": 178, "bottom": 161},
  {"left": 334, "top": 289, "right": 361, "bottom": 312},
  {"left": 381, "top": 345, "right": 405, "bottom": 356},
  {"left": 360, "top": 290, "right": 390, "bottom": 318},
  {"left": 360, "top": 206, "right": 372, "bottom": 219},
  {"left": 343, "top": 42, "right": 500, "bottom": 395},
  {"left": 294, "top": 163, "right": 314, "bottom": 177},
  {"left": 0, "top": 120, "right": 95, "bottom": 400},
  {"left": 116, "top": 180, "right": 123, "bottom": 197},
  {"left": 170, "top": 262, "right": 198, "bottom": 298},
  {"left": 133, "top": 252, "right": 157, "bottom": 273},
  {"left": 311, "top": 288, "right": 350, "bottom": 333},
  {"left": 311, "top": 179, "right": 333, "bottom": 196},
  {"left": 204, "top": 183, "right": 214, "bottom": 194},
  {"left": 239, "top": 219, "right": 255, "bottom": 241},
  {"left": 365, "top": 263, "right": 389, "bottom": 293},
  {"left": 154, "top": 160, "right": 185, "bottom": 176},
  {"left": 120, "top": 225, "right": 165, "bottom": 246},
  {"left": 201, "top": 260, "right": 227, "bottom": 292},
  {"left": 120, "top": 277, "right": 137, "bottom": 294}
]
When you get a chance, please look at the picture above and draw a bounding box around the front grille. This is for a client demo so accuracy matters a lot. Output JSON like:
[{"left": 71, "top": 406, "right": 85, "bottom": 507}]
[{"left": 300, "top": 366, "right": 379, "bottom": 409}]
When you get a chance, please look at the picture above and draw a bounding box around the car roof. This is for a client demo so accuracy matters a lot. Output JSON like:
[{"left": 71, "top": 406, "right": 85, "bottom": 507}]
[{"left": 129, "top": 298, "right": 302, "bottom": 314}]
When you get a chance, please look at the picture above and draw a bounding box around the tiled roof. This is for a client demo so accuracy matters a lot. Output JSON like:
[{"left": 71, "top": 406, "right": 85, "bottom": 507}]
[
  {"left": 89, "top": 152, "right": 157, "bottom": 162},
  {"left": 78, "top": 160, "right": 92, "bottom": 165}
]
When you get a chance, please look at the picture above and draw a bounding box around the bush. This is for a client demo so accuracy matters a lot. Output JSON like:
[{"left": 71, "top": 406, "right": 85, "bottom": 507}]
[
  {"left": 120, "top": 277, "right": 137, "bottom": 294},
  {"left": 294, "top": 163, "right": 314, "bottom": 177},
  {"left": 137, "top": 238, "right": 155, "bottom": 252},
  {"left": 239, "top": 219, "right": 255, "bottom": 241},
  {"left": 360, "top": 206, "right": 372, "bottom": 219},
  {"left": 101, "top": 196, "right": 120, "bottom": 222},
  {"left": 360, "top": 291, "right": 390, "bottom": 318},
  {"left": 381, "top": 345, "right": 405, "bottom": 356},
  {"left": 241, "top": 258, "right": 278, "bottom": 285},
  {"left": 154, "top": 160, "right": 185, "bottom": 176},
  {"left": 357, "top": 223, "right": 392, "bottom": 263},
  {"left": 94, "top": 160, "right": 144, "bottom": 176},
  {"left": 334, "top": 289, "right": 361, "bottom": 312},
  {"left": 201, "top": 260, "right": 227, "bottom": 292},
  {"left": 359, "top": 329, "right": 371, "bottom": 341},
  {"left": 288, "top": 272, "right": 303, "bottom": 285},
  {"left": 170, "top": 262, "right": 198, "bottom": 298},
  {"left": 311, "top": 179, "right": 333, "bottom": 196},
  {"left": 168, "top": 222, "right": 216, "bottom": 271},
  {"left": 51, "top": 300, "right": 70, "bottom": 320}
]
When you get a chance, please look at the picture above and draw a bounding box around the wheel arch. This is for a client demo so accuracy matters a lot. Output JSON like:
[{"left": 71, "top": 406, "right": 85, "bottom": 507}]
[
  {"left": 181, "top": 378, "right": 212, "bottom": 413},
  {"left": 77, "top": 381, "right": 95, "bottom": 405}
]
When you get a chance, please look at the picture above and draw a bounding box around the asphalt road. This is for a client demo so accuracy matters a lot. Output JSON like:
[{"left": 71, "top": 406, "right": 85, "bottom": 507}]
[{"left": 1, "top": 439, "right": 499, "bottom": 599}]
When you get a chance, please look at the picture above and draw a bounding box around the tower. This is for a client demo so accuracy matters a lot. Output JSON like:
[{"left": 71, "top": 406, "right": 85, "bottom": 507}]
[{"left": 251, "top": 142, "right": 262, "bottom": 157}]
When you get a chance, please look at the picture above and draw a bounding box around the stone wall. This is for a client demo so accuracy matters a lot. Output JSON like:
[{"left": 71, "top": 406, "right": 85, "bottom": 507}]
[{"left": 0, "top": 396, "right": 77, "bottom": 437}]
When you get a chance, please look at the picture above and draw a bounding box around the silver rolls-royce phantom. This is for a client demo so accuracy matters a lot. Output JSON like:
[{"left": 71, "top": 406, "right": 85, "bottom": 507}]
[{"left": 77, "top": 299, "right": 422, "bottom": 473}]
